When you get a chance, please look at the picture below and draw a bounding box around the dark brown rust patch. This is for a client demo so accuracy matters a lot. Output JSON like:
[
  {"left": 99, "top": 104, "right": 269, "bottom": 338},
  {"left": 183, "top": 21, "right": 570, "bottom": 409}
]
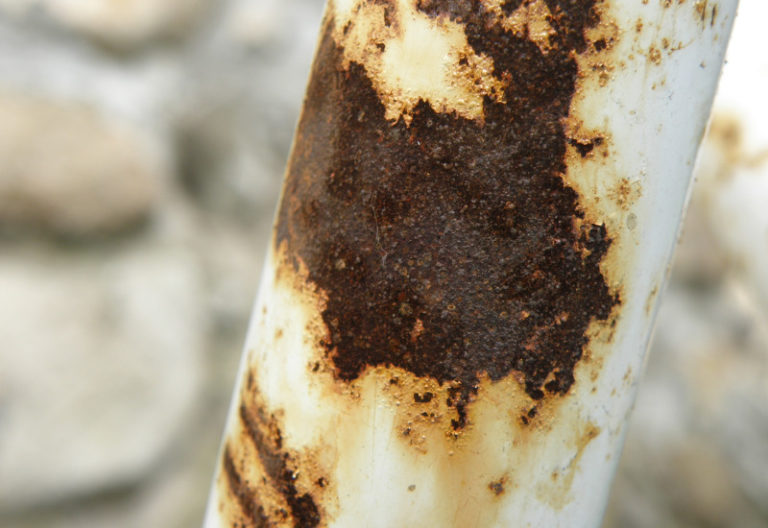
[
  {"left": 567, "top": 136, "right": 604, "bottom": 158},
  {"left": 489, "top": 477, "right": 507, "bottom": 496},
  {"left": 520, "top": 404, "right": 539, "bottom": 425},
  {"left": 276, "top": 1, "right": 618, "bottom": 428},
  {"left": 593, "top": 38, "right": 607, "bottom": 51},
  {"left": 414, "top": 391, "right": 434, "bottom": 403}
]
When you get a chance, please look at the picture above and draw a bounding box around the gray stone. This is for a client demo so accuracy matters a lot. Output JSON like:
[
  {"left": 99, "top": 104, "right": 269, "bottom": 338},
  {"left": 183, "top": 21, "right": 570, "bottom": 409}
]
[
  {"left": 0, "top": 241, "right": 207, "bottom": 511},
  {"left": 0, "top": 0, "right": 213, "bottom": 49},
  {"left": 604, "top": 281, "right": 768, "bottom": 528},
  {"left": 0, "top": 93, "right": 163, "bottom": 237},
  {"left": 173, "top": 0, "right": 325, "bottom": 222}
]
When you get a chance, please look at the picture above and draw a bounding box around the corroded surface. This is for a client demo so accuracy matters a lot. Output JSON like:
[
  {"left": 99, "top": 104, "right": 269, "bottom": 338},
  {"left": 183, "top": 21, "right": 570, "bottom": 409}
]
[
  {"left": 219, "top": 373, "right": 327, "bottom": 527},
  {"left": 277, "top": 0, "right": 618, "bottom": 422},
  {"left": 212, "top": 0, "right": 736, "bottom": 526}
]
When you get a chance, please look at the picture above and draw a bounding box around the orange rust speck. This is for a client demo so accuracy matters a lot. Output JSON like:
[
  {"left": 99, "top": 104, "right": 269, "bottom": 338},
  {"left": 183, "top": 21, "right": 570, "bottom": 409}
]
[{"left": 649, "top": 46, "right": 662, "bottom": 64}]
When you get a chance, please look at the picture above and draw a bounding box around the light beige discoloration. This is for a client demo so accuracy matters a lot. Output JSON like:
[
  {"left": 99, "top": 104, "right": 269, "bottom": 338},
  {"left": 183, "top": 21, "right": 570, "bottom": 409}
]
[
  {"left": 331, "top": 0, "right": 506, "bottom": 123},
  {"left": 536, "top": 422, "right": 601, "bottom": 510}
]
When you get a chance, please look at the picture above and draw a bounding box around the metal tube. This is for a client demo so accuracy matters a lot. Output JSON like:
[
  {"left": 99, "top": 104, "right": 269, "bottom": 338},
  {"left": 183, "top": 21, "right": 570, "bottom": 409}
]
[{"left": 205, "top": 1, "right": 738, "bottom": 526}]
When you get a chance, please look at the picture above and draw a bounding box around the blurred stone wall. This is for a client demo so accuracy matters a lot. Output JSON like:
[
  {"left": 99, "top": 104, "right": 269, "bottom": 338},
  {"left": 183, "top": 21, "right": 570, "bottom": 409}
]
[
  {"left": 0, "top": 1, "right": 765, "bottom": 527},
  {"left": 0, "top": 1, "right": 324, "bottom": 527}
]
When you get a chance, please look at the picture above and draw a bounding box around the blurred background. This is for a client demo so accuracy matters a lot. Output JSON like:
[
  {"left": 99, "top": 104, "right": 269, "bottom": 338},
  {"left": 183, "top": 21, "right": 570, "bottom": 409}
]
[{"left": 0, "top": 1, "right": 765, "bottom": 527}]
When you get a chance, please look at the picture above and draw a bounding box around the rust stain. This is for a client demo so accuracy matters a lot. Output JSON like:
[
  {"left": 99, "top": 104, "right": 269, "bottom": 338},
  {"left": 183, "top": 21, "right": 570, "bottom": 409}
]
[
  {"left": 567, "top": 136, "right": 605, "bottom": 158},
  {"left": 331, "top": 0, "right": 508, "bottom": 122},
  {"left": 479, "top": 0, "right": 558, "bottom": 54},
  {"left": 623, "top": 366, "right": 633, "bottom": 385},
  {"left": 695, "top": 0, "right": 708, "bottom": 21},
  {"left": 537, "top": 422, "right": 601, "bottom": 510},
  {"left": 277, "top": 0, "right": 619, "bottom": 433},
  {"left": 607, "top": 177, "right": 643, "bottom": 211},
  {"left": 488, "top": 476, "right": 508, "bottom": 496},
  {"left": 218, "top": 373, "right": 327, "bottom": 527},
  {"left": 238, "top": 404, "right": 321, "bottom": 527},
  {"left": 221, "top": 447, "right": 270, "bottom": 526},
  {"left": 693, "top": 0, "right": 720, "bottom": 27},
  {"left": 645, "top": 283, "right": 659, "bottom": 316},
  {"left": 648, "top": 46, "right": 662, "bottom": 64},
  {"left": 214, "top": 0, "right": 660, "bottom": 524}
]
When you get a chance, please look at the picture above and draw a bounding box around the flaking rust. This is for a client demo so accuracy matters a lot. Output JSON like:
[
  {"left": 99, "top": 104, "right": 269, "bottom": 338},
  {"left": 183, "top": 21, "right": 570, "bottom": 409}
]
[{"left": 209, "top": 1, "right": 737, "bottom": 527}]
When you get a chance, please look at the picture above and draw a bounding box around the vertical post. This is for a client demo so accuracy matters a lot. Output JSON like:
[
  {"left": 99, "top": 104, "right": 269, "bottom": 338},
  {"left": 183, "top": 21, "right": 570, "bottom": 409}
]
[{"left": 205, "top": 1, "right": 738, "bottom": 526}]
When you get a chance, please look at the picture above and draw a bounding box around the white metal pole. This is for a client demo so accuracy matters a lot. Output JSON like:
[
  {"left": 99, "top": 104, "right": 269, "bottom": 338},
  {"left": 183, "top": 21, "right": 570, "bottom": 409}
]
[{"left": 205, "top": 1, "right": 738, "bottom": 526}]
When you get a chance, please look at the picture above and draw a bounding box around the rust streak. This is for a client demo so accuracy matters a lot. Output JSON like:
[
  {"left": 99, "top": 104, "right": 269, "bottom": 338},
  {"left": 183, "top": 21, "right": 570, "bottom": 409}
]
[
  {"left": 238, "top": 404, "right": 321, "bottom": 527},
  {"left": 222, "top": 446, "right": 272, "bottom": 527}
]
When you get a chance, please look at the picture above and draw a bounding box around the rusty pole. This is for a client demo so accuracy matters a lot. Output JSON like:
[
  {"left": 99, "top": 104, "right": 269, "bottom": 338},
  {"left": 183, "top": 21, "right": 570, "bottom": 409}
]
[{"left": 205, "top": 1, "right": 738, "bottom": 526}]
